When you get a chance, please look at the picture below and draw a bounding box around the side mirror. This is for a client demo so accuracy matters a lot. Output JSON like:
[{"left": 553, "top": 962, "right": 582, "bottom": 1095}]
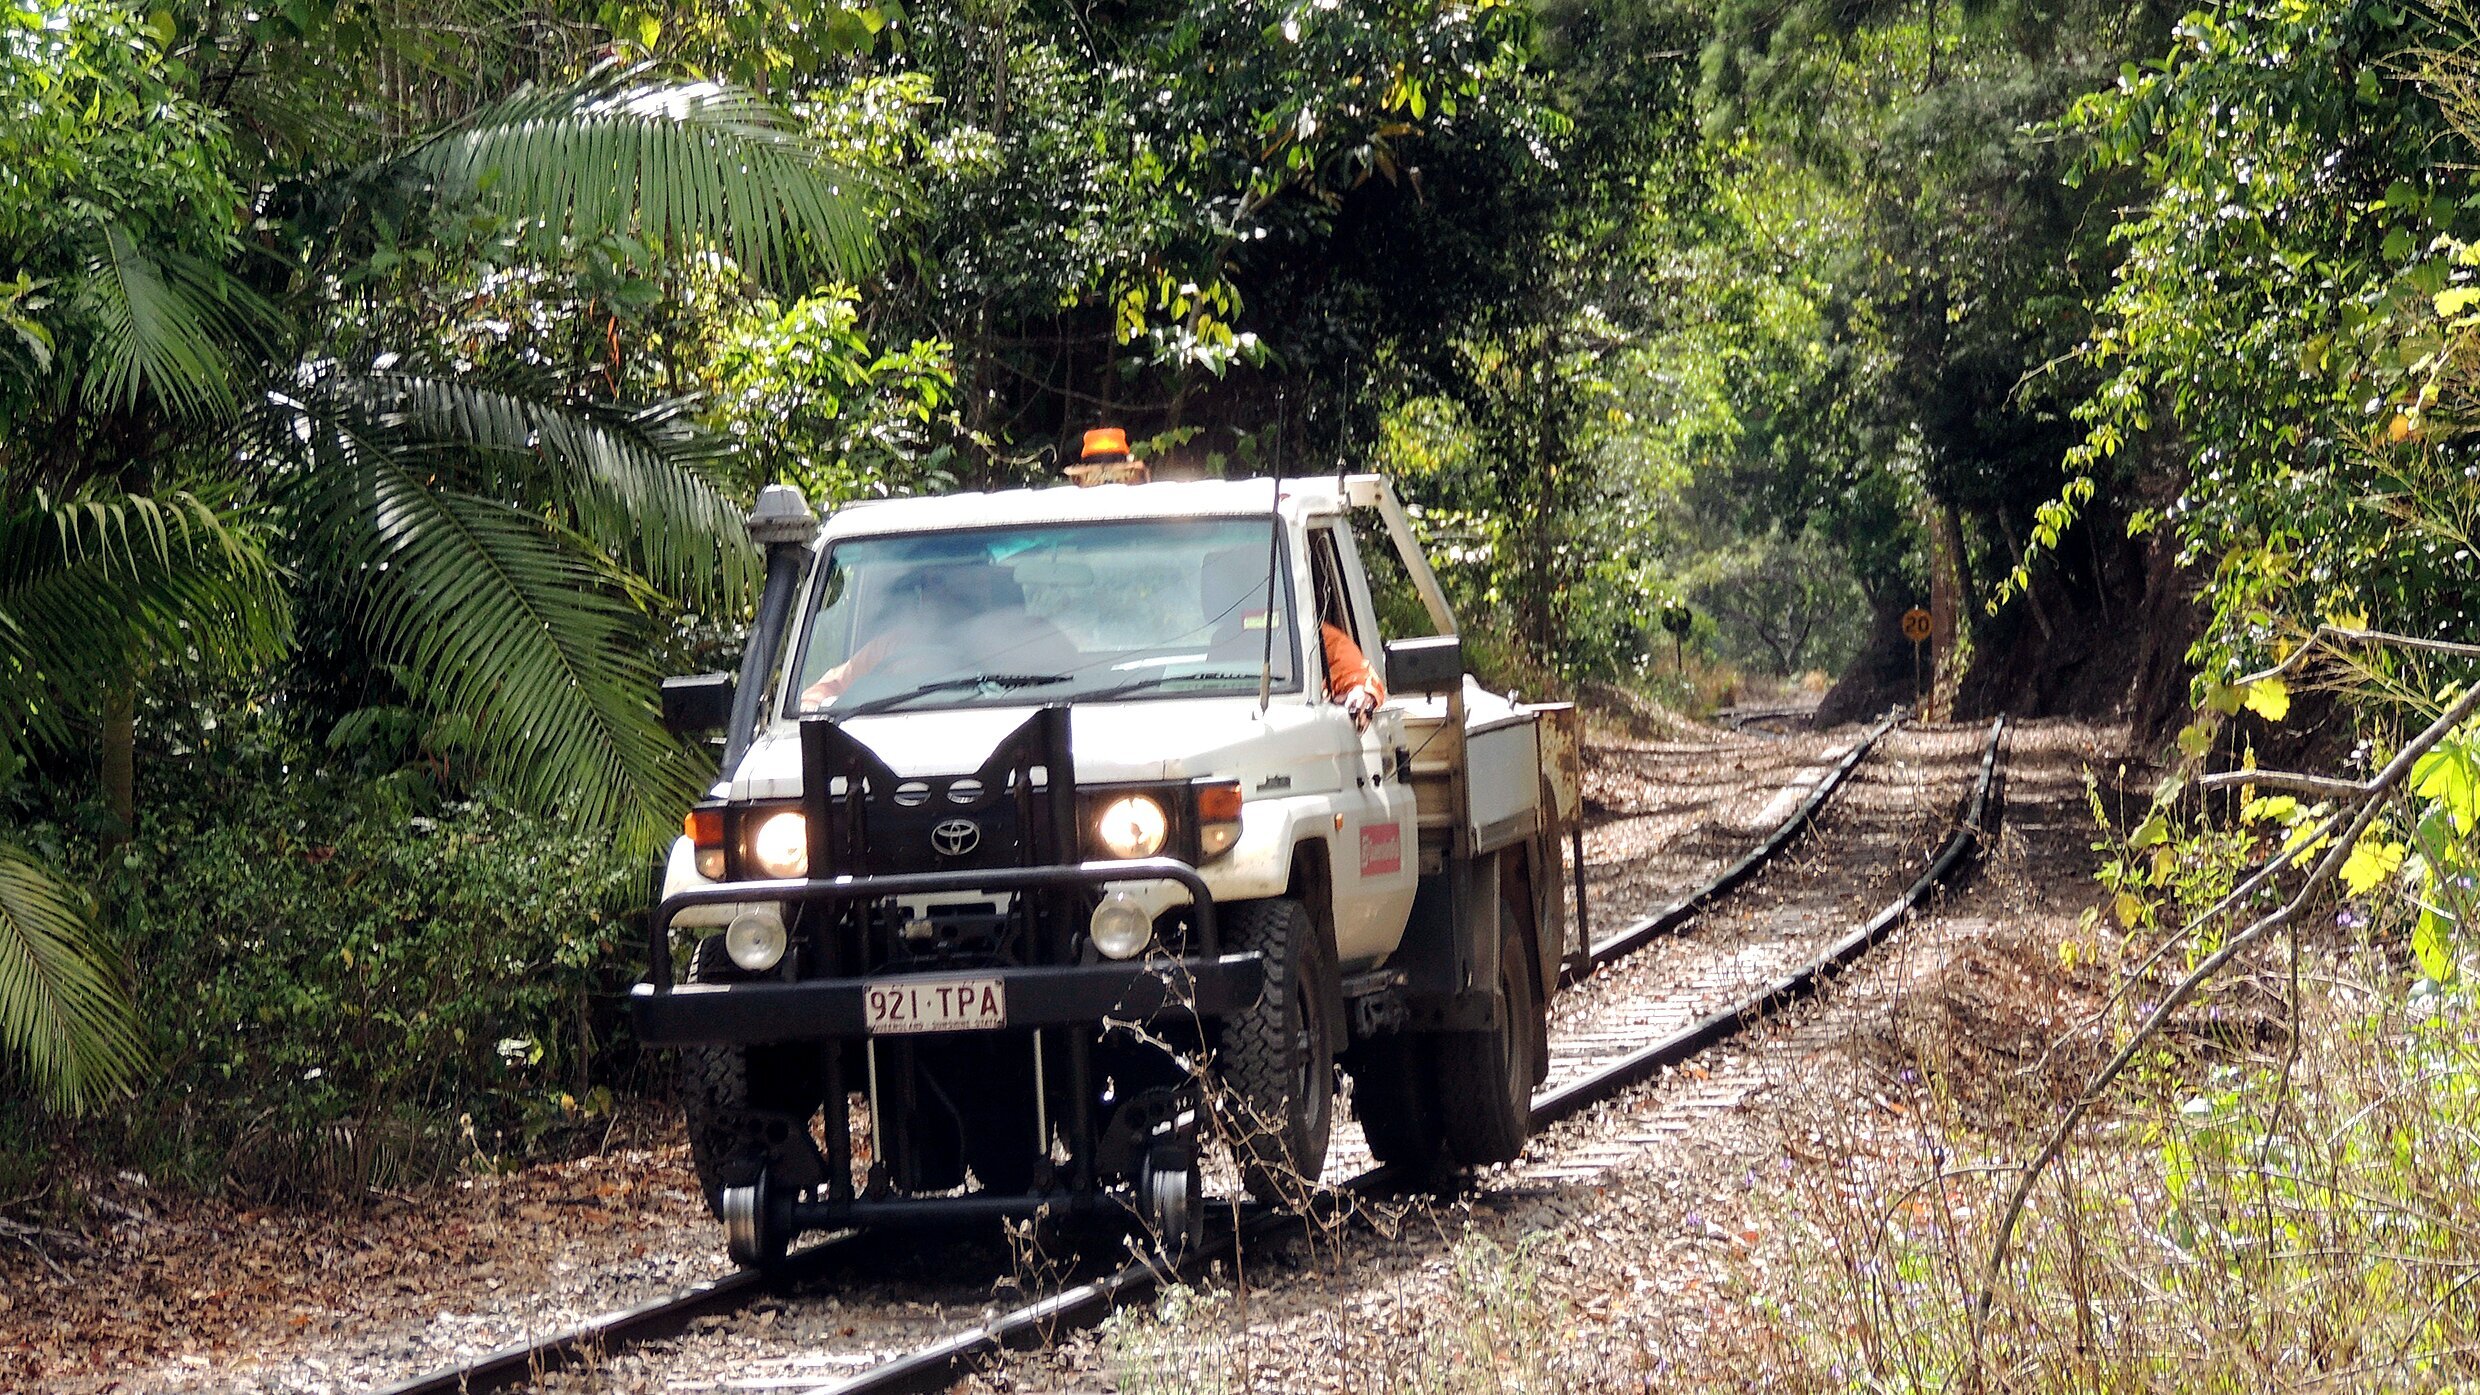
[
  {"left": 661, "top": 673, "right": 735, "bottom": 736},
  {"left": 1382, "top": 635, "right": 1464, "bottom": 696}
]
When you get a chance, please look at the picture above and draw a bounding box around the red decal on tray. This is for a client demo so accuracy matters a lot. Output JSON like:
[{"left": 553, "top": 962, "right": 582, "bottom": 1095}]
[{"left": 1359, "top": 821, "right": 1403, "bottom": 876}]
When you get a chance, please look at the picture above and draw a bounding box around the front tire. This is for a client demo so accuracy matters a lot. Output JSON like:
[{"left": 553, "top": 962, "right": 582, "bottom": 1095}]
[
  {"left": 680, "top": 937, "right": 826, "bottom": 1217},
  {"left": 1218, "top": 896, "right": 1337, "bottom": 1203}
]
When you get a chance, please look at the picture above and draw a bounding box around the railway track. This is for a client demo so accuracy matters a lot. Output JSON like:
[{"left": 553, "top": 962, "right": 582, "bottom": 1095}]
[
  {"left": 381, "top": 711, "right": 1971, "bottom": 1395},
  {"left": 1713, "top": 703, "right": 1820, "bottom": 734}
]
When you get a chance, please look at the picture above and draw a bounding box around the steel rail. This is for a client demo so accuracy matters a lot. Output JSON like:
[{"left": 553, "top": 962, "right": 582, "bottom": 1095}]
[
  {"left": 805, "top": 717, "right": 2004, "bottom": 1395},
  {"left": 1715, "top": 704, "right": 1817, "bottom": 732},
  {"left": 370, "top": 1240, "right": 855, "bottom": 1395},
  {"left": 1564, "top": 707, "right": 1902, "bottom": 983},
  {"left": 1532, "top": 716, "right": 2003, "bottom": 1119},
  {"left": 376, "top": 714, "right": 1926, "bottom": 1395}
]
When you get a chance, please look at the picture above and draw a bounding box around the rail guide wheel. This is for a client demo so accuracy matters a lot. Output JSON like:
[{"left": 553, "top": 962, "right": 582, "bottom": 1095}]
[
  {"left": 721, "top": 1170, "right": 795, "bottom": 1270},
  {"left": 1135, "top": 1141, "right": 1203, "bottom": 1261}
]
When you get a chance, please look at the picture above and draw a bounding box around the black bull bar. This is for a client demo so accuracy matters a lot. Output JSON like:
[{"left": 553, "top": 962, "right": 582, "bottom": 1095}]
[{"left": 628, "top": 858, "right": 1265, "bottom": 1046}]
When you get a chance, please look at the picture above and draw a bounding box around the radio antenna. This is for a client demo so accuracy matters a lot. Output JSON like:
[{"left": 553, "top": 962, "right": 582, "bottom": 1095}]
[
  {"left": 1330, "top": 397, "right": 1349, "bottom": 497},
  {"left": 1257, "top": 392, "right": 1288, "bottom": 712}
]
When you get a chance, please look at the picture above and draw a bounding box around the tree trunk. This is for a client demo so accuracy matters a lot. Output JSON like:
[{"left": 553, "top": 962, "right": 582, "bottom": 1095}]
[
  {"left": 1928, "top": 502, "right": 1970, "bottom": 720},
  {"left": 102, "top": 684, "right": 135, "bottom": 843},
  {"left": 1527, "top": 459, "right": 1557, "bottom": 666}
]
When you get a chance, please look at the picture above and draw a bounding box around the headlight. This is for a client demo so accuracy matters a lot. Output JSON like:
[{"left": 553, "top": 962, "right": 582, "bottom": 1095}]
[
  {"left": 751, "top": 811, "right": 810, "bottom": 878},
  {"left": 1094, "top": 794, "right": 1168, "bottom": 859},
  {"left": 725, "top": 909, "right": 788, "bottom": 971},
  {"left": 1090, "top": 891, "right": 1153, "bottom": 959}
]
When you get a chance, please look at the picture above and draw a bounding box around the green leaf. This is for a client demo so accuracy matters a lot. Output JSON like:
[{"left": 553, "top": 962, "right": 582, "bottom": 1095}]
[
  {"left": 73, "top": 223, "right": 276, "bottom": 420},
  {"left": 278, "top": 388, "right": 713, "bottom": 846},
  {"left": 2413, "top": 736, "right": 2480, "bottom": 834},
  {"left": 350, "top": 372, "right": 756, "bottom": 607},
  {"left": 0, "top": 488, "right": 288, "bottom": 759},
  {"left": 2341, "top": 837, "right": 2406, "bottom": 896},
  {"left": 2243, "top": 678, "right": 2291, "bottom": 722},
  {"left": 2178, "top": 718, "right": 2216, "bottom": 759},
  {"left": 2416, "top": 905, "right": 2456, "bottom": 982},
  {"left": 2129, "top": 812, "right": 2170, "bottom": 848}
]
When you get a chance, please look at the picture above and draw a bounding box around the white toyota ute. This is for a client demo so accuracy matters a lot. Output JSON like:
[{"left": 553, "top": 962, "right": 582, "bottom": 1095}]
[{"left": 630, "top": 467, "right": 1582, "bottom": 1266}]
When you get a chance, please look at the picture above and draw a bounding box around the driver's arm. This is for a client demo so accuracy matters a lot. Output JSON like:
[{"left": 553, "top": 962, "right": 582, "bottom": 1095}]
[
  {"left": 1321, "top": 622, "right": 1386, "bottom": 722},
  {"left": 800, "top": 633, "right": 897, "bottom": 710}
]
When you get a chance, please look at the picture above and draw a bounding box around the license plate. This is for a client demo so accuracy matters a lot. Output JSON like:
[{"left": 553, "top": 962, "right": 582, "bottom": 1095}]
[{"left": 863, "top": 976, "right": 1007, "bottom": 1035}]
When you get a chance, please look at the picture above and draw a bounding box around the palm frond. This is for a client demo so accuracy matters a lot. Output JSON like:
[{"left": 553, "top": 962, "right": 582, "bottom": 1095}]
[
  {"left": 346, "top": 371, "right": 757, "bottom": 608},
  {"left": 282, "top": 407, "right": 702, "bottom": 842},
  {"left": 402, "top": 70, "right": 877, "bottom": 281},
  {"left": 73, "top": 224, "right": 277, "bottom": 419},
  {"left": 33, "top": 487, "right": 276, "bottom": 587},
  {"left": 0, "top": 841, "right": 142, "bottom": 1114},
  {"left": 0, "top": 489, "right": 289, "bottom": 756}
]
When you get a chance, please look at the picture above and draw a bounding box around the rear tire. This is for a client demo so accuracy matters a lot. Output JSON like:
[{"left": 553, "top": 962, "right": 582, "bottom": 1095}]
[
  {"left": 1347, "top": 1033, "right": 1442, "bottom": 1170},
  {"left": 1435, "top": 906, "right": 1541, "bottom": 1167},
  {"left": 1217, "top": 896, "right": 1337, "bottom": 1203}
]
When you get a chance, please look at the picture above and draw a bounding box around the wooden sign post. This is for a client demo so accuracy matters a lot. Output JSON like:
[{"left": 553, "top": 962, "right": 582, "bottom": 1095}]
[{"left": 1902, "top": 606, "right": 1933, "bottom": 711}]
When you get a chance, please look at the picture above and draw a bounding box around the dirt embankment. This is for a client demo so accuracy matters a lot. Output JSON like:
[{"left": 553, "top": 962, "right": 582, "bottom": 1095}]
[{"left": 1822, "top": 506, "right": 2199, "bottom": 742}]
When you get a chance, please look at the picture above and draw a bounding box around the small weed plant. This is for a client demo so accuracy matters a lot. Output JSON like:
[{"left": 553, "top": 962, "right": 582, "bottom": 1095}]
[{"left": 1722, "top": 688, "right": 2480, "bottom": 1390}]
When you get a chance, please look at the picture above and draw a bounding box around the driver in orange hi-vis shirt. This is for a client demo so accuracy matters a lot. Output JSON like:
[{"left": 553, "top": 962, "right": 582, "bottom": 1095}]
[{"left": 1323, "top": 621, "right": 1385, "bottom": 728}]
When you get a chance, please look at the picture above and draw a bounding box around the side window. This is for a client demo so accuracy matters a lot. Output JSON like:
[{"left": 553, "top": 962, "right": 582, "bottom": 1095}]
[
  {"left": 1307, "top": 526, "right": 1361, "bottom": 695},
  {"left": 1348, "top": 513, "right": 1437, "bottom": 639}
]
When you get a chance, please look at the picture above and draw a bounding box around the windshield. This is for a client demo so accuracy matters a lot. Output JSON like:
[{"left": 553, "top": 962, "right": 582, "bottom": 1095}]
[{"left": 789, "top": 517, "right": 1300, "bottom": 716}]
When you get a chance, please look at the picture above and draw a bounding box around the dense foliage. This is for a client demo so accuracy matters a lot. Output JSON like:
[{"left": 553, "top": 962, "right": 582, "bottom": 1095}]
[
  {"left": 2065, "top": 0, "right": 2480, "bottom": 679},
  {"left": 5, "top": 0, "right": 2479, "bottom": 1260},
  {"left": 21, "top": 717, "right": 641, "bottom": 1190},
  {"left": 0, "top": 0, "right": 873, "bottom": 1118}
]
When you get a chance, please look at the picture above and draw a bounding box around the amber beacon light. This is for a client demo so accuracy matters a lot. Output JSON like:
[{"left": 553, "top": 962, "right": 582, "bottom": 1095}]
[{"left": 1066, "top": 426, "right": 1150, "bottom": 485}]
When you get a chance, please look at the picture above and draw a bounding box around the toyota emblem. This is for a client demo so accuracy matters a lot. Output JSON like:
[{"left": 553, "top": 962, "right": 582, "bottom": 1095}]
[{"left": 930, "top": 818, "right": 982, "bottom": 857}]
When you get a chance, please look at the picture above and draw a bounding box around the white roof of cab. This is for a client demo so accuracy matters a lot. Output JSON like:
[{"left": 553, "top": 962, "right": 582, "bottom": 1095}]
[{"left": 818, "top": 477, "right": 1347, "bottom": 542}]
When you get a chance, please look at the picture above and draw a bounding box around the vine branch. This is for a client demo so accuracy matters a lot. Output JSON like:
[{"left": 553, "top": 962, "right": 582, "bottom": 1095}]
[
  {"left": 2238, "top": 624, "right": 2480, "bottom": 688},
  {"left": 1973, "top": 639, "right": 2480, "bottom": 1332},
  {"left": 2195, "top": 769, "right": 2374, "bottom": 799}
]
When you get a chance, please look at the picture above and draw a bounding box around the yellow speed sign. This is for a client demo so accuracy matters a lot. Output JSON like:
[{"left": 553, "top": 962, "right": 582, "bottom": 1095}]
[{"left": 1901, "top": 607, "right": 1933, "bottom": 644}]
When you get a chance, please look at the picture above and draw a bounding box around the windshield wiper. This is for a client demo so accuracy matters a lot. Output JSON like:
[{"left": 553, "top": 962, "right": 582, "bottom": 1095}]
[
  {"left": 830, "top": 673, "right": 1072, "bottom": 718},
  {"left": 1077, "top": 670, "right": 1261, "bottom": 704}
]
